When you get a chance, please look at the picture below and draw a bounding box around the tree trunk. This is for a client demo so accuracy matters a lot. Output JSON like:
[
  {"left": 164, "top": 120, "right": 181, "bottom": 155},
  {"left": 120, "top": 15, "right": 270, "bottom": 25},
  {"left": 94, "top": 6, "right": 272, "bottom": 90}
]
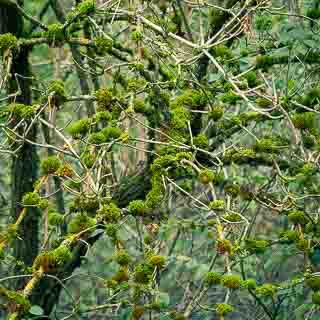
[{"left": 0, "top": 1, "right": 39, "bottom": 288}]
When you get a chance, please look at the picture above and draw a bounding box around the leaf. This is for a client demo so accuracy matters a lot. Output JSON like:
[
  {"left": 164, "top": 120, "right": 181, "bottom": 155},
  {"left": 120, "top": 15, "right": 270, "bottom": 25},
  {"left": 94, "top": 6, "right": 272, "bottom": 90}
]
[{"left": 29, "top": 305, "right": 44, "bottom": 316}]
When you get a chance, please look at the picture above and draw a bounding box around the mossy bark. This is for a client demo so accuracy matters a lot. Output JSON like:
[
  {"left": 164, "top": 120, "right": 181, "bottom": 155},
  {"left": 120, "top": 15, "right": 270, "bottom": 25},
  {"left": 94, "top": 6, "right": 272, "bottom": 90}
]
[{"left": 0, "top": 1, "right": 39, "bottom": 287}]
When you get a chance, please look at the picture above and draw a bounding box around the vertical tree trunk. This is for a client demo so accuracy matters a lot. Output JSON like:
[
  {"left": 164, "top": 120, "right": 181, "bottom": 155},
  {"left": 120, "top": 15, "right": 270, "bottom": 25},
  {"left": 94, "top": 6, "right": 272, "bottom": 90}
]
[{"left": 0, "top": 1, "right": 39, "bottom": 287}]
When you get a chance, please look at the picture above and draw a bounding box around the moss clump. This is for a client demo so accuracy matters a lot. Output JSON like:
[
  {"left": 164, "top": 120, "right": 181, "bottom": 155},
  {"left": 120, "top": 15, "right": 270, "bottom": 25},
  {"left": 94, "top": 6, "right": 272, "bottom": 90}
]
[
  {"left": 47, "top": 80, "right": 67, "bottom": 105},
  {"left": 115, "top": 250, "right": 131, "bottom": 266},
  {"left": 131, "top": 30, "right": 143, "bottom": 41},
  {"left": 77, "top": 0, "right": 96, "bottom": 14},
  {"left": 95, "top": 88, "right": 113, "bottom": 110},
  {"left": 305, "top": 274, "right": 320, "bottom": 291},
  {"left": 38, "top": 199, "right": 49, "bottom": 210},
  {"left": 68, "top": 212, "right": 96, "bottom": 234},
  {"left": 41, "top": 156, "right": 61, "bottom": 175},
  {"left": 33, "top": 245, "right": 71, "bottom": 272},
  {"left": 243, "top": 278, "right": 257, "bottom": 289},
  {"left": 98, "top": 203, "right": 121, "bottom": 223},
  {"left": 244, "top": 71, "right": 260, "bottom": 88},
  {"left": 101, "top": 126, "right": 122, "bottom": 141},
  {"left": 256, "top": 55, "right": 273, "bottom": 71},
  {"left": 205, "top": 272, "right": 221, "bottom": 285},
  {"left": 46, "top": 23, "right": 66, "bottom": 43},
  {"left": 96, "top": 111, "right": 111, "bottom": 122},
  {"left": 212, "top": 45, "right": 234, "bottom": 60},
  {"left": 221, "top": 274, "right": 242, "bottom": 289},
  {"left": 224, "top": 184, "right": 240, "bottom": 197},
  {"left": 245, "top": 238, "right": 269, "bottom": 254},
  {"left": 193, "top": 133, "right": 209, "bottom": 149},
  {"left": 223, "top": 213, "right": 242, "bottom": 222},
  {"left": 111, "top": 267, "right": 129, "bottom": 283},
  {"left": 256, "top": 97, "right": 272, "bottom": 107},
  {"left": 216, "top": 303, "right": 234, "bottom": 316},
  {"left": 224, "top": 147, "right": 256, "bottom": 164},
  {"left": 22, "top": 192, "right": 41, "bottom": 206},
  {"left": 0, "top": 287, "right": 31, "bottom": 313},
  {"left": 199, "top": 169, "right": 215, "bottom": 184},
  {"left": 220, "top": 91, "right": 241, "bottom": 105},
  {"left": 292, "top": 112, "right": 316, "bottom": 129},
  {"left": 133, "top": 98, "right": 146, "bottom": 114},
  {"left": 95, "top": 36, "right": 113, "bottom": 56},
  {"left": 216, "top": 239, "right": 232, "bottom": 254},
  {"left": 254, "top": 138, "right": 279, "bottom": 153},
  {"left": 128, "top": 200, "right": 147, "bottom": 216},
  {"left": 288, "top": 210, "right": 309, "bottom": 225},
  {"left": 209, "top": 105, "right": 224, "bottom": 121},
  {"left": 48, "top": 211, "right": 64, "bottom": 226},
  {"left": 88, "top": 132, "right": 106, "bottom": 144},
  {"left": 68, "top": 119, "right": 91, "bottom": 138},
  {"left": 0, "top": 33, "right": 18, "bottom": 53},
  {"left": 73, "top": 194, "right": 99, "bottom": 212},
  {"left": 255, "top": 283, "right": 277, "bottom": 297},
  {"left": 8, "top": 103, "right": 36, "bottom": 120},
  {"left": 148, "top": 255, "right": 166, "bottom": 269},
  {"left": 209, "top": 199, "right": 225, "bottom": 211},
  {"left": 81, "top": 151, "right": 96, "bottom": 168},
  {"left": 133, "top": 263, "right": 154, "bottom": 284}
]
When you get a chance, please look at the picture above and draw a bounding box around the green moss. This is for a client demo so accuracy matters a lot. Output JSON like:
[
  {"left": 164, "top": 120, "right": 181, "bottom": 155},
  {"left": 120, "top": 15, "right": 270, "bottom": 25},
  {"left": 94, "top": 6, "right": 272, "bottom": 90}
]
[
  {"left": 133, "top": 98, "right": 146, "bottom": 113},
  {"left": 244, "top": 71, "right": 260, "bottom": 88},
  {"left": 209, "top": 105, "right": 224, "bottom": 121},
  {"left": 256, "top": 55, "right": 274, "bottom": 71},
  {"left": 48, "top": 211, "right": 64, "bottom": 226},
  {"left": 77, "top": 0, "right": 96, "bottom": 14},
  {"left": 46, "top": 23, "right": 66, "bottom": 43},
  {"left": 115, "top": 250, "right": 131, "bottom": 266},
  {"left": 205, "top": 272, "right": 221, "bottom": 285},
  {"left": 47, "top": 80, "right": 66, "bottom": 105},
  {"left": 245, "top": 238, "right": 269, "bottom": 254},
  {"left": 0, "top": 33, "right": 18, "bottom": 53},
  {"left": 0, "top": 287, "right": 31, "bottom": 313},
  {"left": 128, "top": 200, "right": 147, "bottom": 216},
  {"left": 88, "top": 132, "right": 107, "bottom": 144},
  {"left": 133, "top": 263, "right": 154, "bottom": 284},
  {"left": 223, "top": 213, "right": 242, "bottom": 222},
  {"left": 280, "top": 230, "right": 299, "bottom": 244},
  {"left": 101, "top": 126, "right": 122, "bottom": 141},
  {"left": 95, "top": 88, "right": 113, "bottom": 110},
  {"left": 8, "top": 103, "right": 36, "bottom": 120},
  {"left": 131, "top": 30, "right": 143, "bottom": 41},
  {"left": 212, "top": 45, "right": 234, "bottom": 60},
  {"left": 224, "top": 147, "right": 256, "bottom": 164},
  {"left": 199, "top": 169, "right": 215, "bottom": 184},
  {"left": 306, "top": 274, "right": 320, "bottom": 291},
  {"left": 288, "top": 210, "right": 309, "bottom": 225},
  {"left": 38, "top": 199, "right": 49, "bottom": 210},
  {"left": 292, "top": 112, "right": 316, "bottom": 129},
  {"left": 216, "top": 303, "right": 234, "bottom": 316},
  {"left": 224, "top": 184, "right": 240, "bottom": 197},
  {"left": 52, "top": 245, "right": 72, "bottom": 266},
  {"left": 221, "top": 274, "right": 242, "bottom": 289},
  {"left": 98, "top": 202, "right": 121, "bottom": 223},
  {"left": 68, "top": 212, "right": 96, "bottom": 234},
  {"left": 193, "top": 133, "right": 209, "bottom": 149},
  {"left": 96, "top": 111, "right": 111, "bottom": 122},
  {"left": 254, "top": 138, "right": 279, "bottom": 153},
  {"left": 243, "top": 278, "right": 257, "bottom": 289},
  {"left": 255, "top": 15, "right": 272, "bottom": 32},
  {"left": 256, "top": 97, "right": 272, "bottom": 107},
  {"left": 22, "top": 192, "right": 41, "bottom": 206},
  {"left": 175, "top": 152, "right": 193, "bottom": 162},
  {"left": 148, "top": 255, "right": 166, "bottom": 269},
  {"left": 255, "top": 283, "right": 277, "bottom": 296},
  {"left": 81, "top": 151, "right": 96, "bottom": 168},
  {"left": 68, "top": 119, "right": 91, "bottom": 138},
  {"left": 312, "top": 291, "right": 320, "bottom": 305},
  {"left": 41, "top": 156, "right": 61, "bottom": 175},
  {"left": 95, "top": 36, "right": 113, "bottom": 56},
  {"left": 73, "top": 194, "right": 99, "bottom": 212},
  {"left": 220, "top": 91, "right": 241, "bottom": 105},
  {"left": 209, "top": 199, "right": 225, "bottom": 211}
]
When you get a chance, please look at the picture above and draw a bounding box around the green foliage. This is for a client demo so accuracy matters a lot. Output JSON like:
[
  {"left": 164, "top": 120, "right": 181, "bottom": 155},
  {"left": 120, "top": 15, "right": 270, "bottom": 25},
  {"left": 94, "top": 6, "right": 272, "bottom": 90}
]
[
  {"left": 0, "top": 33, "right": 18, "bottom": 53},
  {"left": 68, "top": 119, "right": 91, "bottom": 138},
  {"left": 255, "top": 283, "right": 277, "bottom": 297},
  {"left": 22, "top": 192, "right": 40, "bottom": 206},
  {"left": 46, "top": 23, "right": 67, "bottom": 43},
  {"left": 77, "top": 0, "right": 96, "bottom": 14},
  {"left": 216, "top": 303, "right": 234, "bottom": 316},
  {"left": 221, "top": 274, "right": 242, "bottom": 289},
  {"left": 41, "top": 156, "right": 61, "bottom": 175},
  {"left": 68, "top": 212, "right": 96, "bottom": 234},
  {"left": 95, "top": 36, "right": 113, "bottom": 56},
  {"left": 8, "top": 103, "right": 36, "bottom": 120},
  {"left": 95, "top": 88, "right": 113, "bottom": 110}
]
